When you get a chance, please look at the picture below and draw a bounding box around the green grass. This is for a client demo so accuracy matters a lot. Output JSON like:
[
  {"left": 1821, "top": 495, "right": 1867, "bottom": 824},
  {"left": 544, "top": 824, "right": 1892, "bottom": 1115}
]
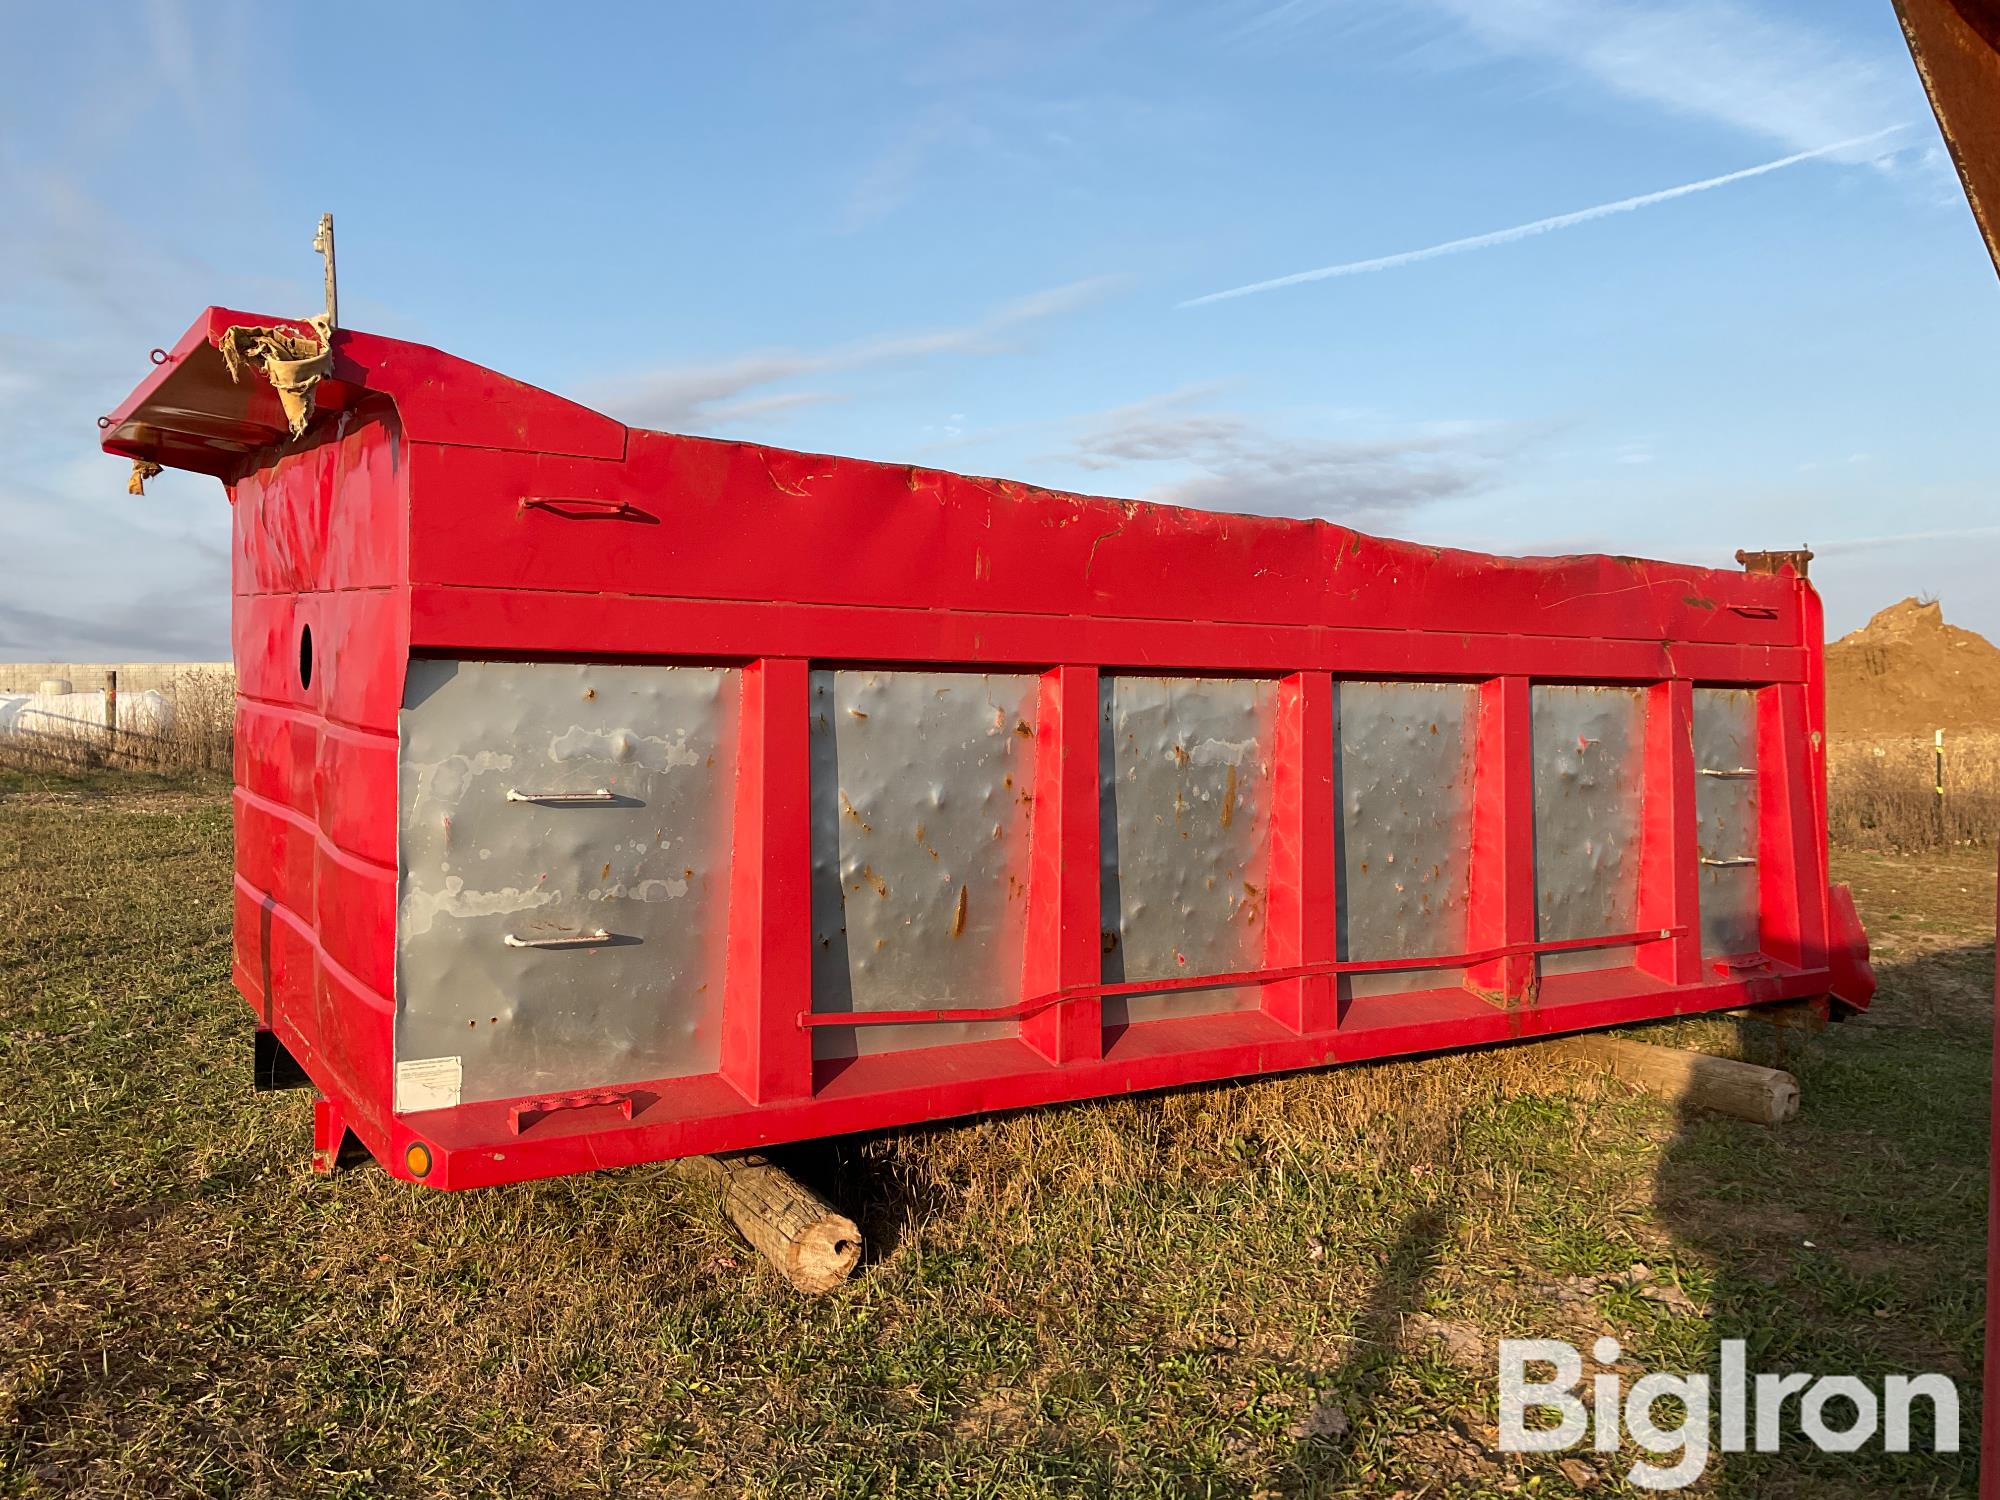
[{"left": 0, "top": 772, "right": 1991, "bottom": 1496}]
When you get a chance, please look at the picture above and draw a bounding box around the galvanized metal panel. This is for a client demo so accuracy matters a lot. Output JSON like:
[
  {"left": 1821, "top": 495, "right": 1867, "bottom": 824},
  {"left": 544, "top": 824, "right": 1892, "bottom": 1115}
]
[
  {"left": 396, "top": 660, "right": 741, "bottom": 1109},
  {"left": 1100, "top": 675, "right": 1276, "bottom": 1024},
  {"left": 1333, "top": 681, "right": 1477, "bottom": 998},
  {"left": 1531, "top": 685, "right": 1646, "bottom": 976},
  {"left": 1693, "top": 687, "right": 1761, "bottom": 958},
  {"left": 809, "top": 669, "right": 1040, "bottom": 1058}
]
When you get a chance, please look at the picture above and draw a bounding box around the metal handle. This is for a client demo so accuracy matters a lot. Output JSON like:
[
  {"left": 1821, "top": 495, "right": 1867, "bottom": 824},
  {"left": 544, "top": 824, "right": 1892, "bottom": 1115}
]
[
  {"left": 519, "top": 496, "right": 641, "bottom": 518},
  {"left": 506, "top": 787, "right": 614, "bottom": 804},
  {"left": 1699, "top": 856, "right": 1758, "bottom": 867},
  {"left": 503, "top": 928, "right": 612, "bottom": 949},
  {"left": 1697, "top": 767, "right": 1756, "bottom": 779},
  {"left": 509, "top": 1089, "right": 635, "bottom": 1135}
]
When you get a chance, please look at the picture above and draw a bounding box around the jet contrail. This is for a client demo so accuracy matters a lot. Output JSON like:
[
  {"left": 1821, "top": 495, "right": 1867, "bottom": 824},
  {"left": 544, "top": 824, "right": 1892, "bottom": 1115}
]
[
  {"left": 1814, "top": 523, "right": 2000, "bottom": 554},
  {"left": 1178, "top": 125, "right": 1908, "bottom": 309}
]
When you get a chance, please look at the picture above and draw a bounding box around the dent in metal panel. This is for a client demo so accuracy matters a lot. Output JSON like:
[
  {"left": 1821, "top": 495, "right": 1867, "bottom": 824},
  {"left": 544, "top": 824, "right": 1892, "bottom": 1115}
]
[
  {"left": 1100, "top": 675, "right": 1276, "bottom": 1025},
  {"left": 1531, "top": 685, "right": 1645, "bottom": 977},
  {"left": 809, "top": 670, "right": 1039, "bottom": 1059},
  {"left": 396, "top": 660, "right": 741, "bottom": 1108},
  {"left": 1693, "top": 687, "right": 1761, "bottom": 958},
  {"left": 1333, "top": 682, "right": 1477, "bottom": 999}
]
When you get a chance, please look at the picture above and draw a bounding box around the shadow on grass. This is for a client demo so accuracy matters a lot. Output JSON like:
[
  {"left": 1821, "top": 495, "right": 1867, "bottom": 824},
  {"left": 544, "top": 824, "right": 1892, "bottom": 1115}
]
[
  {"left": 0, "top": 762, "right": 227, "bottom": 800},
  {"left": 1643, "top": 936, "right": 1993, "bottom": 1498},
  {"left": 1280, "top": 1165, "right": 1469, "bottom": 1481}
]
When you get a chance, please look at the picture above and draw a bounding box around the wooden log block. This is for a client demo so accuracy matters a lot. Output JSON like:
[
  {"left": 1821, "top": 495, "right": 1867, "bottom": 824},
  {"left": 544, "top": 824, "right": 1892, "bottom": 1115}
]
[
  {"left": 678, "top": 1151, "right": 862, "bottom": 1293},
  {"left": 1547, "top": 1034, "right": 1799, "bottom": 1125}
]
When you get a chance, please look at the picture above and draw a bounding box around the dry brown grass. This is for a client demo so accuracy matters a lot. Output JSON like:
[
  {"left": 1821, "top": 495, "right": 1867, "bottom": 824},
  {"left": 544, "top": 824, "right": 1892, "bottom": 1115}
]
[
  {"left": 0, "top": 774, "right": 1986, "bottom": 1497},
  {"left": 1828, "top": 731, "right": 2000, "bottom": 850},
  {"left": 154, "top": 667, "right": 234, "bottom": 774},
  {"left": 0, "top": 669, "right": 233, "bottom": 778}
]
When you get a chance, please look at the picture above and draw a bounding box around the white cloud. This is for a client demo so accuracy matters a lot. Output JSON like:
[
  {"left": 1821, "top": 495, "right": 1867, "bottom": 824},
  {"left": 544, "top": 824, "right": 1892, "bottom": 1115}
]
[
  {"left": 586, "top": 275, "right": 1123, "bottom": 432},
  {"left": 1231, "top": 2, "right": 1914, "bottom": 167},
  {"left": 826, "top": 2, "right": 1165, "bottom": 228},
  {"left": 1054, "top": 388, "right": 1530, "bottom": 524},
  {"left": 838, "top": 106, "right": 999, "bottom": 232},
  {"left": 1427, "top": 0, "right": 1907, "bottom": 161},
  {"left": 0, "top": 459, "right": 230, "bottom": 660},
  {"left": 0, "top": 0, "right": 272, "bottom": 662},
  {"left": 1813, "top": 525, "right": 2000, "bottom": 555},
  {"left": 696, "top": 390, "right": 852, "bottom": 426}
]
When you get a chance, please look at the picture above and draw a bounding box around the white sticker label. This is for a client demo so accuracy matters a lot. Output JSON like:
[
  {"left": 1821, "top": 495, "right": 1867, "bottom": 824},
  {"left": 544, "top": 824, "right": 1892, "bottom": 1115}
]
[{"left": 395, "top": 1056, "right": 463, "bottom": 1113}]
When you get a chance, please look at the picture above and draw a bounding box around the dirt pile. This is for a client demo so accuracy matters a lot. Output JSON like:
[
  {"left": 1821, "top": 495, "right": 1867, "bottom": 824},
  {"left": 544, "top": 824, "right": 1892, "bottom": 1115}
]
[{"left": 1826, "top": 597, "right": 2000, "bottom": 740}]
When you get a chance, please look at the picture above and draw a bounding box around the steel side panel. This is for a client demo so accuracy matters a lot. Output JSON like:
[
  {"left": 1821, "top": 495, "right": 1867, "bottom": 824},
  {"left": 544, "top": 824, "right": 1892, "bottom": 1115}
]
[
  {"left": 1693, "top": 687, "right": 1762, "bottom": 958},
  {"left": 1332, "top": 681, "right": 1477, "bottom": 999},
  {"left": 1531, "top": 685, "right": 1646, "bottom": 977},
  {"left": 807, "top": 669, "right": 1040, "bottom": 1057},
  {"left": 1099, "top": 676, "right": 1277, "bottom": 1024},
  {"left": 395, "top": 661, "right": 741, "bottom": 1107}
]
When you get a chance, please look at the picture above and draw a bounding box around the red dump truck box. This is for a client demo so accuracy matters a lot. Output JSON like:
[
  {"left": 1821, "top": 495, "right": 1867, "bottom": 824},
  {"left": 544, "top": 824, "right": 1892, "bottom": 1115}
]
[{"left": 101, "top": 307, "right": 1874, "bottom": 1190}]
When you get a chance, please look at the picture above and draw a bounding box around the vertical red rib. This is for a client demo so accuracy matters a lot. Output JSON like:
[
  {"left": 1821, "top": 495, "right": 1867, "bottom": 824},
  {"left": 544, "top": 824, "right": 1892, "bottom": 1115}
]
[
  {"left": 1466, "top": 675, "right": 1537, "bottom": 1005},
  {"left": 720, "top": 657, "right": 815, "bottom": 1103},
  {"left": 1264, "top": 671, "right": 1337, "bottom": 1036},
  {"left": 1795, "top": 574, "right": 1835, "bottom": 965},
  {"left": 1637, "top": 678, "right": 1702, "bottom": 984},
  {"left": 1757, "top": 683, "right": 1823, "bottom": 971},
  {"left": 1022, "top": 665, "right": 1103, "bottom": 1065}
]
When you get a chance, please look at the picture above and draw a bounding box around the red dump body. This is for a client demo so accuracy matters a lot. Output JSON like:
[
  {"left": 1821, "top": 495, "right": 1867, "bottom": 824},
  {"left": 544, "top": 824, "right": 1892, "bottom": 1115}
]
[{"left": 101, "top": 308, "right": 1874, "bottom": 1190}]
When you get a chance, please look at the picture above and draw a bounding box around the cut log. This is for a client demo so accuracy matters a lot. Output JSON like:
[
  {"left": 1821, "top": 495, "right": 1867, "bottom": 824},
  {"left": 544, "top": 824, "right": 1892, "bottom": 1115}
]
[
  {"left": 678, "top": 1151, "right": 862, "bottom": 1293},
  {"left": 1547, "top": 1034, "right": 1799, "bottom": 1126}
]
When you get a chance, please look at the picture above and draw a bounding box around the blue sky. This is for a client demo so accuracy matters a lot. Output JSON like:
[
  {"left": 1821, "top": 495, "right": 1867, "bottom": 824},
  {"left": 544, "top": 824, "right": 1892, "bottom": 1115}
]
[{"left": 2, "top": 0, "right": 1995, "bottom": 659}]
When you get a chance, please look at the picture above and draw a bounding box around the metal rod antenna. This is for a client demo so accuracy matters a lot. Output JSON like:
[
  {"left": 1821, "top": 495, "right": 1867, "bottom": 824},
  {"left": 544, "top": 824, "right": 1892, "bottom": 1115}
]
[{"left": 312, "top": 213, "right": 338, "bottom": 331}]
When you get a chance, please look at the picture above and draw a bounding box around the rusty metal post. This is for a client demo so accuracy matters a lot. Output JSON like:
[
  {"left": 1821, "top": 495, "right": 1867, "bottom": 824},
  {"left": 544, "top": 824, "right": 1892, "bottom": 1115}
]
[
  {"left": 104, "top": 669, "right": 118, "bottom": 760},
  {"left": 313, "top": 214, "right": 338, "bottom": 330},
  {"left": 1935, "top": 728, "right": 1947, "bottom": 844}
]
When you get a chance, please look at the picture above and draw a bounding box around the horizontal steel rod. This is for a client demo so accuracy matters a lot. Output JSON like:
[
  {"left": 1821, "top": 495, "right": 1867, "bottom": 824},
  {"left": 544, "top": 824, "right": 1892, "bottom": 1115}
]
[
  {"left": 503, "top": 927, "right": 612, "bottom": 948},
  {"left": 798, "top": 927, "right": 1682, "bottom": 1029}
]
